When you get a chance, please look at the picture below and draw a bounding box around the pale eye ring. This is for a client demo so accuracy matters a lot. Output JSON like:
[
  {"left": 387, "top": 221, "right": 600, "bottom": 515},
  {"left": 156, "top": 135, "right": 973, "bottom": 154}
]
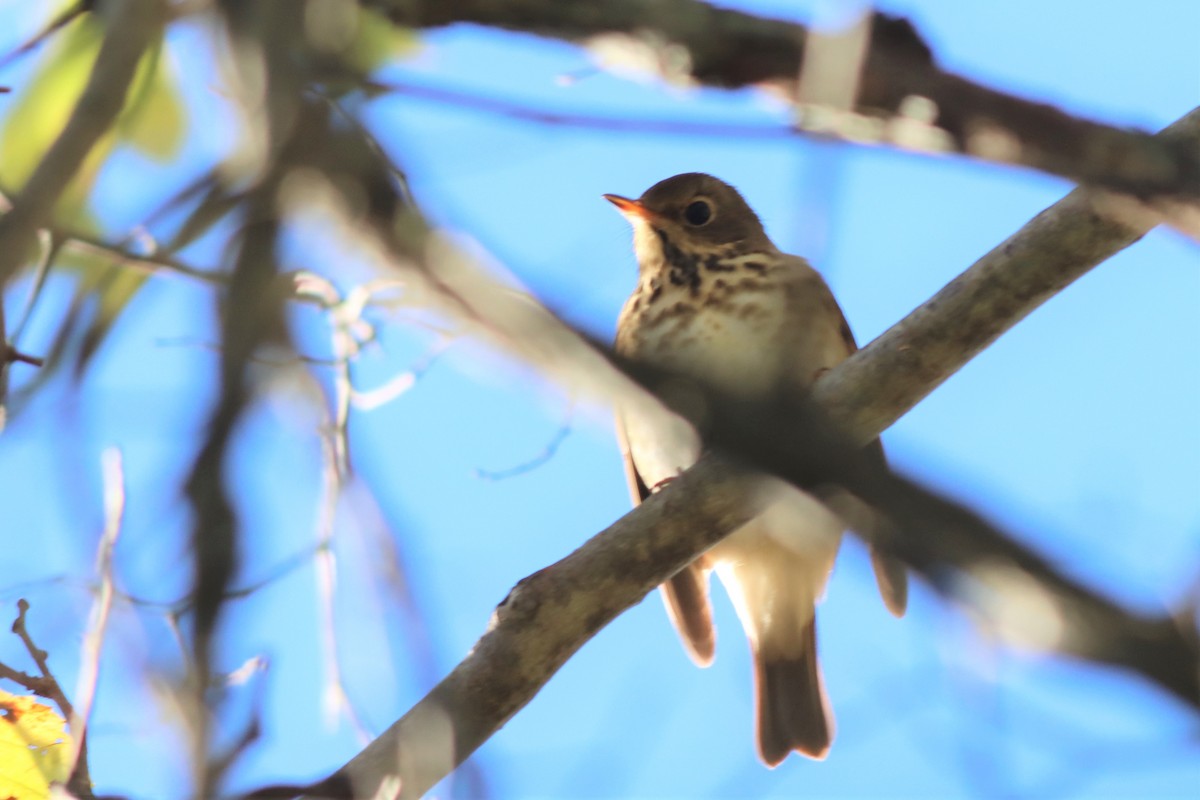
[{"left": 684, "top": 199, "right": 712, "bottom": 226}]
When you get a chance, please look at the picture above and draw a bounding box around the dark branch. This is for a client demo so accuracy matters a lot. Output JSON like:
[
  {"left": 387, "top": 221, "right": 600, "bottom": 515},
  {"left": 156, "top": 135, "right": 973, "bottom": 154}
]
[
  {"left": 3, "top": 345, "right": 44, "bottom": 367},
  {"left": 363, "top": 0, "right": 1200, "bottom": 202},
  {"left": 0, "top": 0, "right": 163, "bottom": 424},
  {"left": 5, "top": 599, "right": 94, "bottom": 797}
]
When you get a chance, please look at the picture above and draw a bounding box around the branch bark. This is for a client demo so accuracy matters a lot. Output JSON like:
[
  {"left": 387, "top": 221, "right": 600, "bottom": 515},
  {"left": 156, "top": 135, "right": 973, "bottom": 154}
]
[
  {"left": 300, "top": 108, "right": 1200, "bottom": 799},
  {"left": 817, "top": 107, "right": 1200, "bottom": 442},
  {"left": 362, "top": 0, "right": 1200, "bottom": 203}
]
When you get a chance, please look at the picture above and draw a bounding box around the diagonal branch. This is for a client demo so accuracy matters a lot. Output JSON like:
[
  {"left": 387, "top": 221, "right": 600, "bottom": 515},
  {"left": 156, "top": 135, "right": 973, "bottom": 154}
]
[
  {"left": 0, "top": 0, "right": 164, "bottom": 286},
  {"left": 362, "top": 0, "right": 1200, "bottom": 203},
  {"left": 817, "top": 107, "right": 1200, "bottom": 441},
  {"left": 296, "top": 108, "right": 1200, "bottom": 800}
]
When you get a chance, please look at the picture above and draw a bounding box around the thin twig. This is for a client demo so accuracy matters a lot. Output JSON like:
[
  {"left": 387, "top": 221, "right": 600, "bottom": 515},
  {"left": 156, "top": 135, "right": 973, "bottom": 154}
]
[
  {"left": 64, "top": 448, "right": 126, "bottom": 795},
  {"left": 310, "top": 273, "right": 373, "bottom": 743},
  {"left": 312, "top": 90, "right": 414, "bottom": 207},
  {"left": 3, "top": 347, "right": 45, "bottom": 367},
  {"left": 365, "top": 1, "right": 1200, "bottom": 202},
  {"left": 9, "top": 600, "right": 75, "bottom": 720},
  {"left": 11, "top": 229, "right": 57, "bottom": 343},
  {"left": 474, "top": 404, "right": 574, "bottom": 481},
  {"left": 62, "top": 234, "right": 227, "bottom": 285},
  {"left": 350, "top": 335, "right": 453, "bottom": 411},
  {"left": 0, "top": 0, "right": 94, "bottom": 70},
  {"left": 0, "top": 0, "right": 165, "bottom": 424},
  {"left": 0, "top": 659, "right": 55, "bottom": 697}
]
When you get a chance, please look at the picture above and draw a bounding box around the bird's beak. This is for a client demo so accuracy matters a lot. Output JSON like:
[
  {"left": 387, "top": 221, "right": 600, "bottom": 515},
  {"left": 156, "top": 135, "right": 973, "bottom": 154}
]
[{"left": 603, "top": 193, "right": 655, "bottom": 221}]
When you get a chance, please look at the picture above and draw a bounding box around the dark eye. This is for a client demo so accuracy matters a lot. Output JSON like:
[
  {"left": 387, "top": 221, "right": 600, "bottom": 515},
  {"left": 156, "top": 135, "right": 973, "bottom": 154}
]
[{"left": 684, "top": 199, "right": 712, "bottom": 226}]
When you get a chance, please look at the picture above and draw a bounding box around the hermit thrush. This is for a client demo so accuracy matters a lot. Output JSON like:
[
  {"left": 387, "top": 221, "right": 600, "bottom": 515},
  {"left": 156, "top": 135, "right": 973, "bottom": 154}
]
[{"left": 607, "top": 173, "right": 907, "bottom": 766}]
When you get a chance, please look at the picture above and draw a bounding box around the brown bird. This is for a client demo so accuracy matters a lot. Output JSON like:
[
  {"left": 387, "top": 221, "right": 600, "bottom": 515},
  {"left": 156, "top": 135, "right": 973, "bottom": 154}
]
[{"left": 607, "top": 173, "right": 906, "bottom": 766}]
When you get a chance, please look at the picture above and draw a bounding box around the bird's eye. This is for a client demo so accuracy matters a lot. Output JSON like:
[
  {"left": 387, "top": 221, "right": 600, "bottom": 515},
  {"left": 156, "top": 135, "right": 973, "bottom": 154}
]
[{"left": 684, "top": 199, "right": 712, "bottom": 226}]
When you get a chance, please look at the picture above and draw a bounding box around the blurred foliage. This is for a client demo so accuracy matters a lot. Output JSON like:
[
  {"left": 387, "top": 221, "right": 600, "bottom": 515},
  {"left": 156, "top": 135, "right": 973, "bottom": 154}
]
[
  {"left": 347, "top": 6, "right": 417, "bottom": 75},
  {"left": 0, "top": 690, "right": 74, "bottom": 800},
  {"left": 0, "top": 3, "right": 418, "bottom": 385},
  {"left": 0, "top": 14, "right": 185, "bottom": 225},
  {"left": 0, "top": 8, "right": 186, "bottom": 383}
]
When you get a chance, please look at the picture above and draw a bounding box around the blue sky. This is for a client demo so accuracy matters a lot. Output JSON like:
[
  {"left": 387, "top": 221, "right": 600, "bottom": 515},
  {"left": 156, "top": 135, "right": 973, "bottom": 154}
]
[{"left": 0, "top": 1, "right": 1198, "bottom": 798}]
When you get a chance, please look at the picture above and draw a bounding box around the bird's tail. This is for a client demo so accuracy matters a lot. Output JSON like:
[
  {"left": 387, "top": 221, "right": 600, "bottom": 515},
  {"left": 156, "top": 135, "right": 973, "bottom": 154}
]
[{"left": 753, "top": 617, "right": 833, "bottom": 766}]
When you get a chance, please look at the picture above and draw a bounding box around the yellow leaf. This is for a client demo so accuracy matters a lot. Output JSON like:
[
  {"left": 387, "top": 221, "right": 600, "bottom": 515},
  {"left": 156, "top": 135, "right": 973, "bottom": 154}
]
[{"left": 0, "top": 690, "right": 74, "bottom": 800}]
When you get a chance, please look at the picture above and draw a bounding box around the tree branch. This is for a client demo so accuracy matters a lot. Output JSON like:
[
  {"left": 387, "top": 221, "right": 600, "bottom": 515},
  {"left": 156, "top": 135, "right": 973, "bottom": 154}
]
[
  {"left": 362, "top": 0, "right": 1200, "bottom": 203},
  {"left": 5, "top": 599, "right": 94, "bottom": 797},
  {"left": 297, "top": 107, "right": 1200, "bottom": 799}
]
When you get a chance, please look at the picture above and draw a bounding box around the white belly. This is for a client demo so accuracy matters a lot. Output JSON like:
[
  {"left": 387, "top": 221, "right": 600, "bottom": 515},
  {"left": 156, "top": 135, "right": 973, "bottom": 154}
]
[{"left": 711, "top": 478, "right": 843, "bottom": 629}]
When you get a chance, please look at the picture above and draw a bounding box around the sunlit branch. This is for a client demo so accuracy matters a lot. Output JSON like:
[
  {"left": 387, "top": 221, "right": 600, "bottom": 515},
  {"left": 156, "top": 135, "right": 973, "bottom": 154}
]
[
  {"left": 1, "top": 599, "right": 96, "bottom": 797},
  {"left": 817, "top": 108, "right": 1200, "bottom": 442},
  {"left": 362, "top": 0, "right": 1200, "bottom": 203},
  {"left": 300, "top": 270, "right": 374, "bottom": 743}
]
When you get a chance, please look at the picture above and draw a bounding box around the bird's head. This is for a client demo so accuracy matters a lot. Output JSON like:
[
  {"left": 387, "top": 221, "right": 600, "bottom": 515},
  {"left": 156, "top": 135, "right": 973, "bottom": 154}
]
[{"left": 604, "top": 173, "right": 774, "bottom": 266}]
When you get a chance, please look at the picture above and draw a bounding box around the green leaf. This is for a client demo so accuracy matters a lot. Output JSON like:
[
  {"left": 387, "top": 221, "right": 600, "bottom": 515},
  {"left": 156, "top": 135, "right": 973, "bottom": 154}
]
[
  {"left": 0, "top": 690, "right": 75, "bottom": 800},
  {"left": 118, "top": 37, "right": 186, "bottom": 161},
  {"left": 345, "top": 6, "right": 420, "bottom": 75},
  {"left": 0, "top": 15, "right": 105, "bottom": 222},
  {"left": 0, "top": 11, "right": 182, "bottom": 225}
]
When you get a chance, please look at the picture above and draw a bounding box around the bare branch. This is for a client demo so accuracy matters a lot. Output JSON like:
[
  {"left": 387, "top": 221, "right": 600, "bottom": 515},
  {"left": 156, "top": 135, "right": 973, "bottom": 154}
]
[
  {"left": 0, "top": 0, "right": 95, "bottom": 70},
  {"left": 362, "top": 0, "right": 1200, "bottom": 202},
  {"left": 182, "top": 5, "right": 348, "bottom": 791},
  {"left": 8, "top": 600, "right": 75, "bottom": 720},
  {"left": 64, "top": 448, "right": 126, "bottom": 796},
  {"left": 474, "top": 402, "right": 574, "bottom": 481},
  {"left": 2, "top": 346, "right": 44, "bottom": 367},
  {"left": 0, "top": 0, "right": 164, "bottom": 424},
  {"left": 302, "top": 271, "right": 374, "bottom": 743},
  {"left": 60, "top": 233, "right": 228, "bottom": 285}
]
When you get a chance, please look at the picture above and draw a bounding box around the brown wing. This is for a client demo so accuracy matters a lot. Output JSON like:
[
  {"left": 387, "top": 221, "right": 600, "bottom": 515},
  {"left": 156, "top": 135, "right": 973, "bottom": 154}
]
[
  {"left": 811, "top": 270, "right": 910, "bottom": 618},
  {"left": 617, "top": 419, "right": 716, "bottom": 665},
  {"left": 862, "top": 440, "right": 909, "bottom": 617}
]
